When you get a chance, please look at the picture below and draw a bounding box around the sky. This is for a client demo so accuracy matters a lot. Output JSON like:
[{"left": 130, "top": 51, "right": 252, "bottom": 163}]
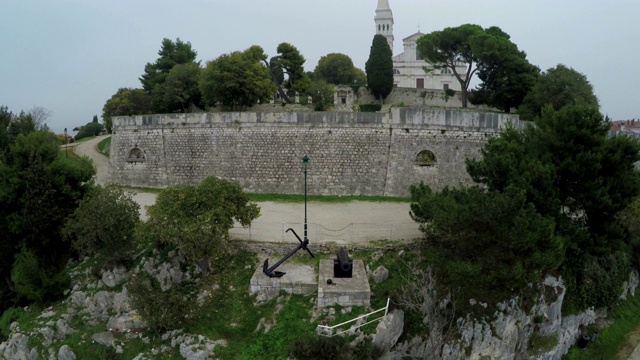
[{"left": 1, "top": 0, "right": 639, "bottom": 134}]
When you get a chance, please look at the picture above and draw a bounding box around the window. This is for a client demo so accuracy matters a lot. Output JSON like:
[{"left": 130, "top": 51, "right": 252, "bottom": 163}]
[
  {"left": 440, "top": 68, "right": 452, "bottom": 75},
  {"left": 341, "top": 96, "right": 346, "bottom": 104},
  {"left": 393, "top": 68, "right": 400, "bottom": 75},
  {"left": 443, "top": 83, "right": 449, "bottom": 90},
  {"left": 415, "top": 150, "right": 436, "bottom": 166},
  {"left": 416, "top": 78, "right": 424, "bottom": 89}
]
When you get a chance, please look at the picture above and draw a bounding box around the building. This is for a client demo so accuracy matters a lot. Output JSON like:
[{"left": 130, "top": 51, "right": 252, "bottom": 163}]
[{"left": 374, "top": 0, "right": 466, "bottom": 90}]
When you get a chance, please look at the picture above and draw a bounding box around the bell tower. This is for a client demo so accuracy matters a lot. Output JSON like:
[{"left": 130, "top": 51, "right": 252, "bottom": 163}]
[{"left": 374, "top": 0, "right": 394, "bottom": 53}]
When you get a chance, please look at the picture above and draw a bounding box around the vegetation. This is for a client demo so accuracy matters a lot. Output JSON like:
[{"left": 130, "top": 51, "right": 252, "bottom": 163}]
[
  {"left": 199, "top": 46, "right": 277, "bottom": 111},
  {"left": 365, "top": 34, "right": 393, "bottom": 102},
  {"left": 142, "top": 176, "right": 260, "bottom": 273},
  {"left": 102, "top": 88, "right": 152, "bottom": 133},
  {"left": 518, "top": 64, "right": 599, "bottom": 121},
  {"left": 139, "top": 38, "right": 198, "bottom": 95},
  {"left": 307, "top": 79, "right": 335, "bottom": 111},
  {"left": 151, "top": 62, "right": 203, "bottom": 113},
  {"left": 315, "top": 53, "right": 362, "bottom": 85},
  {"left": 74, "top": 121, "right": 104, "bottom": 141},
  {"left": 417, "top": 24, "right": 538, "bottom": 110},
  {"left": 62, "top": 185, "right": 140, "bottom": 267}
]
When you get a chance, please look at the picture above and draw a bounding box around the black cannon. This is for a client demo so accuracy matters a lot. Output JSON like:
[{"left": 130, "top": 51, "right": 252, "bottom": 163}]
[{"left": 333, "top": 248, "right": 353, "bottom": 278}]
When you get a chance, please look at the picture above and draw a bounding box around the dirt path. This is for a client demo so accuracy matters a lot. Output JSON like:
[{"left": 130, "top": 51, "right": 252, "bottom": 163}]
[{"left": 73, "top": 135, "right": 111, "bottom": 185}]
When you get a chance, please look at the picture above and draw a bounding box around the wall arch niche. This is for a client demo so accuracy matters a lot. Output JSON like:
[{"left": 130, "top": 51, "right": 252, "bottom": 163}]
[
  {"left": 127, "top": 147, "right": 146, "bottom": 163},
  {"left": 415, "top": 150, "right": 436, "bottom": 166}
]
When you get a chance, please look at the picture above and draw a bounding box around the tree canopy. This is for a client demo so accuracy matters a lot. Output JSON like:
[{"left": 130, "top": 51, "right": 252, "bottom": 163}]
[
  {"left": 199, "top": 46, "right": 277, "bottom": 111},
  {"left": 102, "top": 88, "right": 152, "bottom": 133},
  {"left": 517, "top": 64, "right": 599, "bottom": 120},
  {"left": 266, "top": 43, "right": 310, "bottom": 102},
  {"left": 140, "top": 38, "right": 198, "bottom": 94},
  {"left": 417, "top": 24, "right": 537, "bottom": 110},
  {"left": 151, "top": 62, "right": 203, "bottom": 113},
  {"left": 315, "top": 53, "right": 359, "bottom": 85},
  {"left": 365, "top": 34, "right": 394, "bottom": 102},
  {"left": 143, "top": 176, "right": 260, "bottom": 274}
]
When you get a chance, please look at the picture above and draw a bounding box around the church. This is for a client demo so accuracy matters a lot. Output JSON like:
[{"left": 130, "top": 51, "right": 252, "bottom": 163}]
[{"left": 374, "top": 0, "right": 466, "bottom": 90}]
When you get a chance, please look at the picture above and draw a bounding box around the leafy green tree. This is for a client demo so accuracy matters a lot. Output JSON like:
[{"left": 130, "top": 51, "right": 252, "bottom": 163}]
[
  {"left": 353, "top": 68, "right": 367, "bottom": 86},
  {"left": 306, "top": 80, "right": 335, "bottom": 111},
  {"left": 471, "top": 27, "right": 539, "bottom": 112},
  {"left": 417, "top": 24, "right": 483, "bottom": 107},
  {"left": 143, "top": 176, "right": 260, "bottom": 274},
  {"left": 410, "top": 184, "right": 563, "bottom": 303},
  {"left": 92, "top": 115, "right": 98, "bottom": 123},
  {"left": 267, "top": 43, "right": 310, "bottom": 102},
  {"left": 0, "top": 130, "right": 94, "bottom": 310},
  {"left": 151, "top": 63, "right": 203, "bottom": 113},
  {"left": 365, "top": 34, "right": 394, "bottom": 102},
  {"left": 74, "top": 121, "right": 104, "bottom": 141},
  {"left": 102, "top": 88, "right": 152, "bottom": 133},
  {"left": 139, "top": 38, "right": 198, "bottom": 94},
  {"left": 199, "top": 46, "right": 277, "bottom": 111},
  {"left": 517, "top": 64, "right": 599, "bottom": 120},
  {"left": 62, "top": 185, "right": 140, "bottom": 266},
  {"left": 315, "top": 53, "right": 358, "bottom": 85}
]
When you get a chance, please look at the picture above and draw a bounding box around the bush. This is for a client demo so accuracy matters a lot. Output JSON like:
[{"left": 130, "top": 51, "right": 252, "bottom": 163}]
[
  {"left": 128, "top": 274, "right": 201, "bottom": 334},
  {"left": 11, "top": 247, "right": 70, "bottom": 304},
  {"left": 289, "top": 336, "right": 350, "bottom": 360},
  {"left": 62, "top": 185, "right": 140, "bottom": 267},
  {"left": 359, "top": 104, "right": 382, "bottom": 112},
  {"left": 74, "top": 122, "right": 104, "bottom": 141},
  {"left": 0, "top": 307, "right": 25, "bottom": 341}
]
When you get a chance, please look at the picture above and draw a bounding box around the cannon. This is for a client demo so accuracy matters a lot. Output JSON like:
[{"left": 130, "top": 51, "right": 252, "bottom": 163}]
[{"left": 333, "top": 248, "right": 353, "bottom": 278}]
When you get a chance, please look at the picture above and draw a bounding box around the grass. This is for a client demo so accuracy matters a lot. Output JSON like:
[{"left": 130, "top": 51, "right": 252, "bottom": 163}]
[
  {"left": 564, "top": 292, "right": 640, "bottom": 359},
  {"left": 97, "top": 136, "right": 111, "bottom": 156}
]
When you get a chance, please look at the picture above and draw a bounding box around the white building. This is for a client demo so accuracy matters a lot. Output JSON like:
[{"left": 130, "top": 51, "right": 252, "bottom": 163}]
[{"left": 374, "top": 0, "right": 466, "bottom": 90}]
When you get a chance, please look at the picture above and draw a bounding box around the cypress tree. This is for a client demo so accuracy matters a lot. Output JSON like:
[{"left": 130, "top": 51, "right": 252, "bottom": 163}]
[{"left": 365, "top": 34, "right": 394, "bottom": 102}]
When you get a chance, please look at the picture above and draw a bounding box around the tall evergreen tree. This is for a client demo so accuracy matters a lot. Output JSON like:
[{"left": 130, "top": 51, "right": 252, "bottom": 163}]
[{"left": 365, "top": 34, "right": 394, "bottom": 102}]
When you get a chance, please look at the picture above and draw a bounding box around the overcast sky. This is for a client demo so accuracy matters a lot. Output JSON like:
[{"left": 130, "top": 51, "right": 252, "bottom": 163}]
[{"left": 1, "top": 0, "right": 638, "bottom": 134}]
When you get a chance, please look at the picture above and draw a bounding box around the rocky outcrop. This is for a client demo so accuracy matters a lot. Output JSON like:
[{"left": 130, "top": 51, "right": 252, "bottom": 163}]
[{"left": 372, "top": 309, "right": 404, "bottom": 350}]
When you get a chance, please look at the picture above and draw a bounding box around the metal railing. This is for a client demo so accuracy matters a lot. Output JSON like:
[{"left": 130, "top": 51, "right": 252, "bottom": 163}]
[
  {"left": 316, "top": 298, "right": 391, "bottom": 337},
  {"left": 230, "top": 222, "right": 422, "bottom": 243}
]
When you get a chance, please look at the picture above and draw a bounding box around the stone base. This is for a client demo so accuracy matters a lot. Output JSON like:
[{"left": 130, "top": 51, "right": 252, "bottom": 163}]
[
  {"left": 249, "top": 260, "right": 317, "bottom": 298},
  {"left": 317, "top": 259, "right": 370, "bottom": 307}
]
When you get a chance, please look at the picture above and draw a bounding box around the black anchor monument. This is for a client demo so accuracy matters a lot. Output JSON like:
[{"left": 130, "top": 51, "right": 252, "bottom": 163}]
[
  {"left": 262, "top": 228, "right": 314, "bottom": 278},
  {"left": 262, "top": 155, "right": 314, "bottom": 278}
]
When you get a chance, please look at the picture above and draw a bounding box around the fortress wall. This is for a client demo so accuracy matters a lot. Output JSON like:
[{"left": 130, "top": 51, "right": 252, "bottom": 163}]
[{"left": 110, "top": 109, "right": 523, "bottom": 197}]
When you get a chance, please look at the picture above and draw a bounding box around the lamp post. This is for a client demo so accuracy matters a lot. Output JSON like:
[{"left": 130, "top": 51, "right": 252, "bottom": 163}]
[{"left": 302, "top": 155, "right": 310, "bottom": 240}]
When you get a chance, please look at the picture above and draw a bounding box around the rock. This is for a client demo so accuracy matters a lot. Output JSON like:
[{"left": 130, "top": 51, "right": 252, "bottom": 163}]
[
  {"left": 58, "top": 345, "right": 76, "bottom": 360},
  {"left": 92, "top": 331, "right": 115, "bottom": 347},
  {"left": 370, "top": 265, "right": 389, "bottom": 284},
  {"left": 38, "top": 326, "right": 55, "bottom": 346},
  {"left": 0, "top": 333, "right": 32, "bottom": 360},
  {"left": 372, "top": 309, "right": 404, "bottom": 350},
  {"left": 113, "top": 287, "right": 131, "bottom": 313},
  {"left": 107, "top": 313, "right": 146, "bottom": 332},
  {"left": 56, "top": 318, "right": 77, "bottom": 340}
]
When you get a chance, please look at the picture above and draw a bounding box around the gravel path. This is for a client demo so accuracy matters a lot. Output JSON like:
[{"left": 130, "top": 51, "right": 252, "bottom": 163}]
[{"left": 74, "top": 137, "right": 421, "bottom": 243}]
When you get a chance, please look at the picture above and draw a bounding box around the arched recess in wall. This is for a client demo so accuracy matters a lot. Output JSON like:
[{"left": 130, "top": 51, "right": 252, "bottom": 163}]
[
  {"left": 415, "top": 150, "right": 436, "bottom": 166},
  {"left": 127, "top": 147, "right": 146, "bottom": 163}
]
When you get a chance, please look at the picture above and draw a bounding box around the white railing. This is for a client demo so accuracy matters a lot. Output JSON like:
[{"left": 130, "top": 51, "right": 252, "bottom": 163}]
[
  {"left": 230, "top": 222, "right": 421, "bottom": 243},
  {"left": 316, "top": 298, "right": 390, "bottom": 337}
]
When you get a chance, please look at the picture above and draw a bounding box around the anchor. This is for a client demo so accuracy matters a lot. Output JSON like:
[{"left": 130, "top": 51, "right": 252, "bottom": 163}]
[{"left": 263, "top": 228, "right": 314, "bottom": 278}]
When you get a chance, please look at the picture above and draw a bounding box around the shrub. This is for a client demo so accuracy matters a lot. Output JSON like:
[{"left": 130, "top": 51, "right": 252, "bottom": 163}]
[
  {"left": 11, "top": 246, "right": 70, "bottom": 304},
  {"left": 0, "top": 307, "right": 25, "bottom": 341},
  {"left": 62, "top": 185, "right": 140, "bottom": 267},
  {"left": 289, "top": 336, "right": 350, "bottom": 360},
  {"left": 359, "top": 104, "right": 382, "bottom": 112},
  {"left": 74, "top": 122, "right": 104, "bottom": 141}
]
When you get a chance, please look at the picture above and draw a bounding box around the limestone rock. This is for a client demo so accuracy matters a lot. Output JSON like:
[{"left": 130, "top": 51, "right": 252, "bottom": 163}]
[
  {"left": 92, "top": 331, "right": 115, "bottom": 347},
  {"left": 56, "top": 318, "right": 77, "bottom": 340},
  {"left": 372, "top": 309, "right": 404, "bottom": 350},
  {"left": 58, "top": 345, "right": 76, "bottom": 360},
  {"left": 370, "top": 265, "right": 389, "bottom": 284},
  {"left": 0, "top": 333, "right": 35, "bottom": 360},
  {"left": 107, "top": 313, "right": 146, "bottom": 332},
  {"left": 101, "top": 267, "right": 125, "bottom": 288}
]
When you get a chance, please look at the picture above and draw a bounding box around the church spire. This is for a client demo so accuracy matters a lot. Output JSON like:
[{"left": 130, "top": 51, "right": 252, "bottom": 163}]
[{"left": 375, "top": 0, "right": 394, "bottom": 53}]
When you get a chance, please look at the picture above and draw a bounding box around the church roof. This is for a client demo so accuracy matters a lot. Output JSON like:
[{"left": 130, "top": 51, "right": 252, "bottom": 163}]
[{"left": 403, "top": 31, "right": 424, "bottom": 42}]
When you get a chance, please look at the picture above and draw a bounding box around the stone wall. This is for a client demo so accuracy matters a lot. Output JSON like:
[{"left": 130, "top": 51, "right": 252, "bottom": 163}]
[{"left": 110, "top": 109, "right": 524, "bottom": 197}]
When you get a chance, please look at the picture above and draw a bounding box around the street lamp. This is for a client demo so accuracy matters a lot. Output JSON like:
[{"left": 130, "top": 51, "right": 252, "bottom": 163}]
[{"left": 302, "top": 154, "right": 310, "bottom": 240}]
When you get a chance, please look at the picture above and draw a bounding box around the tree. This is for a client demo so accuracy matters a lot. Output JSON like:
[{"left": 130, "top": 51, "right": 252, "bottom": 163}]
[
  {"left": 417, "top": 24, "right": 483, "bottom": 107},
  {"left": 517, "top": 64, "right": 599, "bottom": 120},
  {"left": 62, "top": 185, "right": 140, "bottom": 266},
  {"left": 410, "top": 184, "right": 563, "bottom": 303},
  {"left": 151, "top": 63, "right": 203, "bottom": 113},
  {"left": 199, "top": 46, "right": 277, "bottom": 111},
  {"left": 75, "top": 121, "right": 104, "bottom": 140},
  {"left": 267, "top": 43, "right": 310, "bottom": 102},
  {"left": 353, "top": 68, "right": 367, "bottom": 86},
  {"left": 315, "top": 53, "right": 358, "bottom": 85},
  {"left": 92, "top": 115, "right": 98, "bottom": 123},
  {"left": 0, "top": 130, "right": 94, "bottom": 310},
  {"left": 102, "top": 88, "right": 152, "bottom": 133},
  {"left": 306, "top": 80, "right": 335, "bottom": 111},
  {"left": 471, "top": 27, "right": 539, "bottom": 112},
  {"left": 139, "top": 38, "right": 198, "bottom": 94},
  {"left": 365, "top": 34, "right": 394, "bottom": 102},
  {"left": 27, "top": 106, "right": 51, "bottom": 130},
  {"left": 143, "top": 176, "right": 260, "bottom": 274}
]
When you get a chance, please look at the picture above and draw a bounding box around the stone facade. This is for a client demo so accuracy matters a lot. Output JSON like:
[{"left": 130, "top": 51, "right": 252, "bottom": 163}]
[{"left": 110, "top": 108, "right": 525, "bottom": 197}]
